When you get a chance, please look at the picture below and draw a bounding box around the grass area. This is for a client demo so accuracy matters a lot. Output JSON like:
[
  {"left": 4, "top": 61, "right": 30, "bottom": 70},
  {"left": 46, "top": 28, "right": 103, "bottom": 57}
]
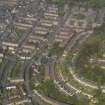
[
  {"left": 15, "top": 28, "right": 25, "bottom": 40},
  {"left": 17, "top": 102, "right": 33, "bottom": 105},
  {"left": 55, "top": 53, "right": 105, "bottom": 105},
  {"left": 0, "top": 60, "right": 11, "bottom": 82},
  {"left": 51, "top": 0, "right": 65, "bottom": 5},
  {"left": 10, "top": 60, "right": 22, "bottom": 78},
  {"left": 36, "top": 79, "right": 90, "bottom": 105},
  {"left": 57, "top": 63, "right": 96, "bottom": 96},
  {"left": 73, "top": 14, "right": 86, "bottom": 20},
  {"left": 0, "top": 60, "right": 3, "bottom": 68},
  {"left": 75, "top": 34, "right": 105, "bottom": 85},
  {"left": 48, "top": 42, "right": 64, "bottom": 57}
]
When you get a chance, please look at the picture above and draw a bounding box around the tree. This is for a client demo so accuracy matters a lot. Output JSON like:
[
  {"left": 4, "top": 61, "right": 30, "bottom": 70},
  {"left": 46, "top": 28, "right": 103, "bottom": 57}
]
[
  {"left": 88, "top": 0, "right": 105, "bottom": 9},
  {"left": 88, "top": 0, "right": 105, "bottom": 22}
]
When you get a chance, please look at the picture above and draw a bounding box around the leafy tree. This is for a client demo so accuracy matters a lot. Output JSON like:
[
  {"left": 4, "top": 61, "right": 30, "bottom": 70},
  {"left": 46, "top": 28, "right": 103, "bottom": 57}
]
[
  {"left": 87, "top": 0, "right": 105, "bottom": 22},
  {"left": 88, "top": 0, "right": 105, "bottom": 8}
]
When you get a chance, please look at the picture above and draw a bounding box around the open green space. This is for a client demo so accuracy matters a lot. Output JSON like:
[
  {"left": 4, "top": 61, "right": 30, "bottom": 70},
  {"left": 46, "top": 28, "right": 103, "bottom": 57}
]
[
  {"left": 36, "top": 79, "right": 91, "bottom": 105},
  {"left": 56, "top": 62, "right": 97, "bottom": 96},
  {"left": 48, "top": 42, "right": 64, "bottom": 57},
  {"left": 73, "top": 14, "right": 86, "bottom": 20},
  {"left": 75, "top": 34, "right": 105, "bottom": 85},
  {"left": 15, "top": 28, "right": 25, "bottom": 40},
  {"left": 10, "top": 60, "right": 22, "bottom": 78}
]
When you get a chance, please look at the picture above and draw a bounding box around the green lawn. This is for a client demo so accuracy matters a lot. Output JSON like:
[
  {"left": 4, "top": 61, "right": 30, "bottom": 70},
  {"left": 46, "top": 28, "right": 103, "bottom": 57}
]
[
  {"left": 15, "top": 28, "right": 25, "bottom": 40},
  {"left": 10, "top": 60, "right": 22, "bottom": 78},
  {"left": 36, "top": 79, "right": 90, "bottom": 105},
  {"left": 75, "top": 34, "right": 105, "bottom": 85}
]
